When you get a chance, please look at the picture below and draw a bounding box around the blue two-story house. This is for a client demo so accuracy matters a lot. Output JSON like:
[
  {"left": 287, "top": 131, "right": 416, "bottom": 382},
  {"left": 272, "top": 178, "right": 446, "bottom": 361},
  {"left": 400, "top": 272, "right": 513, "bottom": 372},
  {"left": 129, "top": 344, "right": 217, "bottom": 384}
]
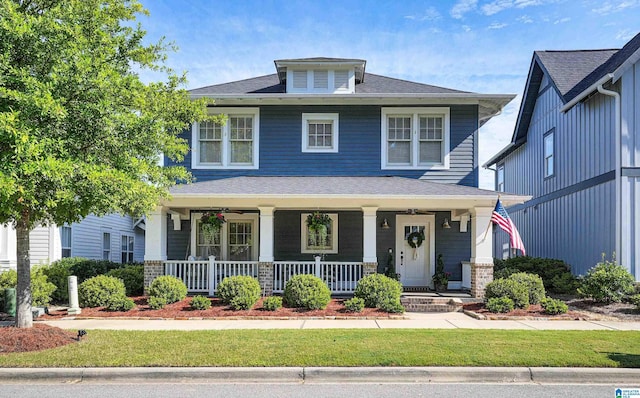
[
  {"left": 485, "top": 32, "right": 640, "bottom": 281},
  {"left": 143, "top": 57, "right": 528, "bottom": 298}
]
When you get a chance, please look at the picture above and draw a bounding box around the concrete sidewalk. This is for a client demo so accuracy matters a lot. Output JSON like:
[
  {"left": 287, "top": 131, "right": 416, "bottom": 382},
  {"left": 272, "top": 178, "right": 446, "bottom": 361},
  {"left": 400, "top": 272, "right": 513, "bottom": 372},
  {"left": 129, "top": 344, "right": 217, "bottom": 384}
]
[{"left": 32, "top": 312, "right": 640, "bottom": 331}]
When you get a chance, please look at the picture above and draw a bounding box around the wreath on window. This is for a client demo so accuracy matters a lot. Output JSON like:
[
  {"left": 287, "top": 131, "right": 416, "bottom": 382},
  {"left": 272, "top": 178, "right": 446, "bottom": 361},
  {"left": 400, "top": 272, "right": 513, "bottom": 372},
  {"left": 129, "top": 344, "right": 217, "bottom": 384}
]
[{"left": 407, "top": 231, "right": 424, "bottom": 248}]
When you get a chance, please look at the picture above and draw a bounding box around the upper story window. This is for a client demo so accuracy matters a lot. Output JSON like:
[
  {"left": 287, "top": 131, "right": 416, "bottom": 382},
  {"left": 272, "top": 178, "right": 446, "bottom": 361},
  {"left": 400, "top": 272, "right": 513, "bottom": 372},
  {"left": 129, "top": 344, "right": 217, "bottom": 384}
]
[
  {"left": 497, "top": 164, "right": 505, "bottom": 192},
  {"left": 192, "top": 108, "right": 259, "bottom": 170},
  {"left": 381, "top": 107, "right": 450, "bottom": 170},
  {"left": 60, "top": 226, "right": 72, "bottom": 258},
  {"left": 286, "top": 69, "right": 355, "bottom": 94},
  {"left": 544, "top": 129, "right": 555, "bottom": 178},
  {"left": 302, "top": 113, "right": 339, "bottom": 153}
]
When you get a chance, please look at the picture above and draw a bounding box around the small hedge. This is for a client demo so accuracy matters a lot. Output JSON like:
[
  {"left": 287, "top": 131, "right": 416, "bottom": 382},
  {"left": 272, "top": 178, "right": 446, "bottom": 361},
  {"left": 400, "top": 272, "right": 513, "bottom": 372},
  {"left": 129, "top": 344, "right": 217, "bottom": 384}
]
[
  {"left": 486, "top": 297, "right": 514, "bottom": 313},
  {"left": 78, "top": 275, "right": 127, "bottom": 308},
  {"left": 494, "top": 256, "right": 578, "bottom": 294},
  {"left": 190, "top": 295, "right": 212, "bottom": 310},
  {"left": 262, "top": 296, "right": 283, "bottom": 311},
  {"left": 106, "top": 265, "right": 144, "bottom": 296},
  {"left": 540, "top": 297, "right": 568, "bottom": 315},
  {"left": 344, "top": 297, "right": 365, "bottom": 313},
  {"left": 217, "top": 276, "right": 261, "bottom": 310},
  {"left": 630, "top": 294, "right": 640, "bottom": 311},
  {"left": 485, "top": 278, "right": 529, "bottom": 309},
  {"left": 148, "top": 275, "right": 188, "bottom": 305},
  {"left": 148, "top": 296, "right": 167, "bottom": 310},
  {"left": 354, "top": 273, "right": 403, "bottom": 312},
  {"left": 0, "top": 268, "right": 59, "bottom": 308},
  {"left": 283, "top": 274, "right": 331, "bottom": 310},
  {"left": 578, "top": 260, "right": 635, "bottom": 303},
  {"left": 508, "top": 272, "right": 546, "bottom": 305},
  {"left": 105, "top": 295, "right": 135, "bottom": 312}
]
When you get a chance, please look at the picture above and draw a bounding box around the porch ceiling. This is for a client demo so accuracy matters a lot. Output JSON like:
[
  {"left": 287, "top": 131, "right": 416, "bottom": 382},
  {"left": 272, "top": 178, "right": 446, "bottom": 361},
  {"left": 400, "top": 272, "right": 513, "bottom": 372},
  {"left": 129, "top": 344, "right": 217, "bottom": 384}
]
[{"left": 165, "top": 176, "right": 530, "bottom": 210}]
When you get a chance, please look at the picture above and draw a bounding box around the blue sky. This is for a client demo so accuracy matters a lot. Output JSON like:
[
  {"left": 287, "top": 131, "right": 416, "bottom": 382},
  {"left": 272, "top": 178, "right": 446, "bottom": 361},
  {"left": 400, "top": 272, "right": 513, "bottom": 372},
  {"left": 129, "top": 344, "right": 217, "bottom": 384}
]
[{"left": 138, "top": 0, "right": 639, "bottom": 188}]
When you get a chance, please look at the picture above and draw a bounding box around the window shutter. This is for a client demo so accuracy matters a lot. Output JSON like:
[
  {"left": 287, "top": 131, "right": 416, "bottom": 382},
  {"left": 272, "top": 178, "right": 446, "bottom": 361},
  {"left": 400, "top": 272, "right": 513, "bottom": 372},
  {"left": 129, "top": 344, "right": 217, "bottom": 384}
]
[
  {"left": 334, "top": 70, "right": 349, "bottom": 89},
  {"left": 314, "top": 70, "right": 328, "bottom": 89},
  {"left": 293, "top": 70, "right": 307, "bottom": 89}
]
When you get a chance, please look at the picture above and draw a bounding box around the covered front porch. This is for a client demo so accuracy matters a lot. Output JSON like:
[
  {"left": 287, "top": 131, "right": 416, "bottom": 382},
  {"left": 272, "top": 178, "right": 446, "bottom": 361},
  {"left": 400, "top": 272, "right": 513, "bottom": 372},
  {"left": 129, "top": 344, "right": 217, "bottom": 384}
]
[{"left": 144, "top": 177, "right": 528, "bottom": 298}]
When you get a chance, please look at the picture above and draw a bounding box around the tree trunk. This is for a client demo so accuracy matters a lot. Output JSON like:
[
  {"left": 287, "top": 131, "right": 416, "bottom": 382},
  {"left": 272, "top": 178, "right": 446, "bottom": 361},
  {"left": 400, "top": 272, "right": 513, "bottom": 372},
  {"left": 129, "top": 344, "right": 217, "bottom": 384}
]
[{"left": 15, "top": 222, "right": 32, "bottom": 328}]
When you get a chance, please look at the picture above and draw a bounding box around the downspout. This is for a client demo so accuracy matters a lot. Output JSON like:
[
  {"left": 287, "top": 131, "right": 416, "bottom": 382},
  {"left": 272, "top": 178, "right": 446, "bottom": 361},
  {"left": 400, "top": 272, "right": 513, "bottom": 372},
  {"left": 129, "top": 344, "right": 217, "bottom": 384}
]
[{"left": 597, "top": 84, "right": 621, "bottom": 263}]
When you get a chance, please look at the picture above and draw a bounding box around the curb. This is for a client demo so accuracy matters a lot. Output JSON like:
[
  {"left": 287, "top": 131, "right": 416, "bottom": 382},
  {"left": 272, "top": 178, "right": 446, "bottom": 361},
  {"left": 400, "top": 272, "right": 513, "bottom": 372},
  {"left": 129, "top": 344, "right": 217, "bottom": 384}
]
[{"left": 1, "top": 367, "right": 639, "bottom": 384}]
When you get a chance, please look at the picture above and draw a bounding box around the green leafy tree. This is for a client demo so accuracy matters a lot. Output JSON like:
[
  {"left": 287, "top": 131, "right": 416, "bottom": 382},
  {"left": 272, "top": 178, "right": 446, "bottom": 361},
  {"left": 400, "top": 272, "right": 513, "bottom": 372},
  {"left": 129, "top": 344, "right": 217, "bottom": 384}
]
[{"left": 0, "top": 0, "right": 211, "bottom": 327}]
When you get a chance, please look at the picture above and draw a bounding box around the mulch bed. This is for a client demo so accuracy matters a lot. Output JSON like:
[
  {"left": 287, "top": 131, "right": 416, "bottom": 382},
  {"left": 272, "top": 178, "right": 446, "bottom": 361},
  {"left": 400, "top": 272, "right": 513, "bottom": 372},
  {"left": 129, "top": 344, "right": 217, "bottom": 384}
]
[
  {"left": 462, "top": 302, "right": 590, "bottom": 320},
  {"left": 0, "top": 324, "right": 78, "bottom": 354}
]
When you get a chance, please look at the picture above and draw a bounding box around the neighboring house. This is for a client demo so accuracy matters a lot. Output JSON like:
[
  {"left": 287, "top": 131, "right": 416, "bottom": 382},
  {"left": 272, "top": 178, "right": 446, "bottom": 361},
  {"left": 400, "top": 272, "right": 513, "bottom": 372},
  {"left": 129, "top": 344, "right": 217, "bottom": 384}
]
[
  {"left": 0, "top": 214, "right": 145, "bottom": 271},
  {"left": 485, "top": 33, "right": 640, "bottom": 280},
  {"left": 144, "top": 57, "right": 528, "bottom": 298}
]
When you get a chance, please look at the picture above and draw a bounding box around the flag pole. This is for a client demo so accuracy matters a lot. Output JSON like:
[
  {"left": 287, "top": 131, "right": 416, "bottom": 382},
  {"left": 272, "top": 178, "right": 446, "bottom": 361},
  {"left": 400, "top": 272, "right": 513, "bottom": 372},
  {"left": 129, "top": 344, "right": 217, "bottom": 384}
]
[{"left": 482, "top": 195, "right": 499, "bottom": 241}]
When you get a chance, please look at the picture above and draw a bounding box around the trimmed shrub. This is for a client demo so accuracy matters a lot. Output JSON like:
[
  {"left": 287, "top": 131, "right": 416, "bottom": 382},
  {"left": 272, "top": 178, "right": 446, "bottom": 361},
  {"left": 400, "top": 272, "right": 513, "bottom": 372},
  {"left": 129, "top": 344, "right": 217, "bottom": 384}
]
[
  {"left": 217, "top": 276, "right": 261, "bottom": 310},
  {"left": 493, "top": 267, "right": 519, "bottom": 280},
  {"left": 67, "top": 258, "right": 125, "bottom": 282},
  {"left": 578, "top": 260, "right": 635, "bottom": 303},
  {"left": 486, "top": 297, "right": 514, "bottom": 313},
  {"left": 190, "top": 295, "right": 212, "bottom": 310},
  {"left": 42, "top": 261, "right": 73, "bottom": 302},
  {"left": 344, "top": 297, "right": 365, "bottom": 313},
  {"left": 540, "top": 297, "right": 568, "bottom": 315},
  {"left": 147, "top": 296, "right": 167, "bottom": 310},
  {"left": 106, "top": 265, "right": 144, "bottom": 296},
  {"left": 283, "top": 274, "right": 331, "bottom": 310},
  {"left": 379, "top": 298, "right": 405, "bottom": 313},
  {"left": 494, "top": 256, "right": 578, "bottom": 294},
  {"left": 148, "top": 275, "right": 188, "bottom": 305},
  {"left": 105, "top": 295, "right": 135, "bottom": 312},
  {"left": 262, "top": 296, "right": 283, "bottom": 311},
  {"left": 0, "top": 269, "right": 17, "bottom": 308},
  {"left": 78, "top": 275, "right": 127, "bottom": 308},
  {"left": 508, "top": 272, "right": 546, "bottom": 305},
  {"left": 630, "top": 294, "right": 640, "bottom": 310},
  {"left": 30, "top": 267, "right": 56, "bottom": 307},
  {"left": 485, "top": 278, "right": 529, "bottom": 309},
  {"left": 354, "top": 273, "right": 403, "bottom": 310}
]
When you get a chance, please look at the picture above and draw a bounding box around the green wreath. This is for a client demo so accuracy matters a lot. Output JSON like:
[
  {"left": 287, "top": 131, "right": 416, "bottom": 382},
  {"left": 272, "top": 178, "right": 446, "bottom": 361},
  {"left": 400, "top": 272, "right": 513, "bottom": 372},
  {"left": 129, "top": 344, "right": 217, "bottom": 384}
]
[{"left": 407, "top": 231, "right": 424, "bottom": 248}]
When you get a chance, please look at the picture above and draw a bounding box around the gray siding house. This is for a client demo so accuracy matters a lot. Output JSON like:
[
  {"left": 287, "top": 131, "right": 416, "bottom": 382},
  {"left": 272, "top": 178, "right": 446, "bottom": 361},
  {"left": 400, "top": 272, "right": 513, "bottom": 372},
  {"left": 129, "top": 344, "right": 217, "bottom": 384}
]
[{"left": 485, "top": 32, "right": 640, "bottom": 280}]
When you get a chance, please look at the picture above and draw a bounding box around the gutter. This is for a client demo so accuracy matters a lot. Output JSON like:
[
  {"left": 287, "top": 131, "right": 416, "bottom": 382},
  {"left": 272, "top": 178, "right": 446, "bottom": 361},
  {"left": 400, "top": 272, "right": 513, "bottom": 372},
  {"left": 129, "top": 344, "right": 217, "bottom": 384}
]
[
  {"left": 596, "top": 84, "right": 621, "bottom": 263},
  {"left": 560, "top": 74, "right": 613, "bottom": 113}
]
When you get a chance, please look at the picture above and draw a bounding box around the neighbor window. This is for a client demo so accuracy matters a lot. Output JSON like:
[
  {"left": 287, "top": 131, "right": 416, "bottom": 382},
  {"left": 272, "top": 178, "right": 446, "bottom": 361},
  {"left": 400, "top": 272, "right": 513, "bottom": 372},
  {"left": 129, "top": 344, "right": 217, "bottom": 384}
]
[
  {"left": 61, "top": 226, "right": 72, "bottom": 258},
  {"left": 497, "top": 165, "right": 505, "bottom": 192},
  {"left": 301, "top": 213, "right": 338, "bottom": 254},
  {"left": 102, "top": 232, "right": 111, "bottom": 261},
  {"left": 302, "top": 113, "right": 339, "bottom": 152},
  {"left": 121, "top": 234, "right": 134, "bottom": 263},
  {"left": 544, "top": 130, "right": 555, "bottom": 177},
  {"left": 192, "top": 108, "right": 259, "bottom": 169},
  {"left": 382, "top": 107, "right": 450, "bottom": 169}
]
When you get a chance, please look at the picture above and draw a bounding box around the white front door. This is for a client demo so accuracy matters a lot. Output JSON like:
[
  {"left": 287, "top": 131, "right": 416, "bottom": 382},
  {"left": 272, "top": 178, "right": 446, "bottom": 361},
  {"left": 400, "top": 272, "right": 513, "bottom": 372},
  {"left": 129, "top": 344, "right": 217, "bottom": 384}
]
[{"left": 396, "top": 215, "right": 435, "bottom": 287}]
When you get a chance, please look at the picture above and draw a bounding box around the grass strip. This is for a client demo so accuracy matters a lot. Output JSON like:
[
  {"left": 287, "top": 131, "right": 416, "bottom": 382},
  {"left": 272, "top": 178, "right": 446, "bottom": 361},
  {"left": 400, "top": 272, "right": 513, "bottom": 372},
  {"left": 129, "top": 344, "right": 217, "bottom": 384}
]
[{"left": 0, "top": 329, "right": 638, "bottom": 368}]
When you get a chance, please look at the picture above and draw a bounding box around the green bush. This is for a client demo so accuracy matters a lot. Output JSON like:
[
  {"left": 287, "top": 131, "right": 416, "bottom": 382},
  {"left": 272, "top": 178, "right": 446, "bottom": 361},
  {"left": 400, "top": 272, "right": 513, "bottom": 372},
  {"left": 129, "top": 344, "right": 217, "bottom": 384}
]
[
  {"left": 78, "top": 275, "right": 127, "bottom": 308},
  {"left": 540, "top": 297, "right": 568, "bottom": 315},
  {"left": 106, "top": 265, "right": 144, "bottom": 296},
  {"left": 147, "top": 296, "right": 167, "bottom": 310},
  {"left": 486, "top": 297, "right": 514, "bottom": 313},
  {"left": 148, "top": 275, "right": 188, "bottom": 304},
  {"left": 578, "top": 260, "right": 635, "bottom": 303},
  {"left": 0, "top": 268, "right": 56, "bottom": 308},
  {"left": 105, "top": 295, "right": 135, "bottom": 312},
  {"left": 67, "top": 258, "right": 125, "bottom": 282},
  {"left": 0, "top": 269, "right": 17, "bottom": 308},
  {"left": 354, "top": 273, "right": 403, "bottom": 310},
  {"left": 630, "top": 294, "right": 640, "bottom": 310},
  {"left": 344, "top": 297, "right": 365, "bottom": 313},
  {"left": 494, "top": 256, "right": 578, "bottom": 294},
  {"left": 508, "top": 272, "right": 546, "bottom": 305},
  {"left": 283, "top": 274, "right": 331, "bottom": 310},
  {"left": 217, "top": 276, "right": 261, "bottom": 310},
  {"left": 485, "top": 278, "right": 529, "bottom": 309},
  {"left": 42, "top": 261, "right": 72, "bottom": 302},
  {"left": 190, "top": 295, "right": 212, "bottom": 310},
  {"left": 262, "top": 296, "right": 283, "bottom": 311}
]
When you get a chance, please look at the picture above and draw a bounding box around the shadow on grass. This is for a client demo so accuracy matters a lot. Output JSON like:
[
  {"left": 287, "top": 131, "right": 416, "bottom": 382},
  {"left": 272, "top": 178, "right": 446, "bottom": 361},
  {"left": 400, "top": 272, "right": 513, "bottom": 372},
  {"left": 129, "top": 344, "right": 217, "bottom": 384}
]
[{"left": 605, "top": 352, "right": 640, "bottom": 368}]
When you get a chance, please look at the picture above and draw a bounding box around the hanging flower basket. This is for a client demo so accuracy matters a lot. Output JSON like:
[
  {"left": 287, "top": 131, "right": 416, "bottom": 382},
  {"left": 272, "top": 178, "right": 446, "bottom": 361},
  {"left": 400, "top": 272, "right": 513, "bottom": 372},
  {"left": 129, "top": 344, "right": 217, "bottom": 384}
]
[
  {"left": 201, "top": 212, "right": 225, "bottom": 243},
  {"left": 306, "top": 212, "right": 331, "bottom": 247}
]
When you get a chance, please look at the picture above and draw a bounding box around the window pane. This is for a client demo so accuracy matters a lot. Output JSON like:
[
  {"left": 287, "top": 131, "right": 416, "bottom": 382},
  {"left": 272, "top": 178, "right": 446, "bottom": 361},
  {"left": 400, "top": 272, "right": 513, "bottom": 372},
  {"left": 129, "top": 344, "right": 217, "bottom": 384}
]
[
  {"left": 61, "top": 227, "right": 71, "bottom": 248},
  {"left": 388, "top": 141, "right": 411, "bottom": 164},
  {"left": 544, "top": 133, "right": 554, "bottom": 157},
  {"left": 307, "top": 121, "right": 333, "bottom": 148},
  {"left": 546, "top": 157, "right": 554, "bottom": 176},
  {"left": 334, "top": 70, "right": 349, "bottom": 89},
  {"left": 128, "top": 236, "right": 134, "bottom": 252},
  {"left": 103, "top": 233, "right": 110, "bottom": 249},
  {"left": 420, "top": 141, "right": 442, "bottom": 163},
  {"left": 200, "top": 141, "right": 221, "bottom": 163},
  {"left": 121, "top": 236, "right": 127, "bottom": 251},
  {"left": 388, "top": 117, "right": 411, "bottom": 140},
  {"left": 231, "top": 141, "right": 253, "bottom": 163},
  {"left": 314, "top": 70, "right": 328, "bottom": 89},
  {"left": 62, "top": 249, "right": 71, "bottom": 258}
]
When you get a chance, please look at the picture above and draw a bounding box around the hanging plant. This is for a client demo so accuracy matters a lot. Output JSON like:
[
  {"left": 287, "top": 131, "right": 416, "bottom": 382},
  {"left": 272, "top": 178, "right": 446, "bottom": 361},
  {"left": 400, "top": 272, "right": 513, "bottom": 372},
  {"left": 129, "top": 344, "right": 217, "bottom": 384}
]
[
  {"left": 200, "top": 212, "right": 226, "bottom": 243},
  {"left": 306, "top": 212, "right": 331, "bottom": 246},
  {"left": 407, "top": 231, "right": 424, "bottom": 248}
]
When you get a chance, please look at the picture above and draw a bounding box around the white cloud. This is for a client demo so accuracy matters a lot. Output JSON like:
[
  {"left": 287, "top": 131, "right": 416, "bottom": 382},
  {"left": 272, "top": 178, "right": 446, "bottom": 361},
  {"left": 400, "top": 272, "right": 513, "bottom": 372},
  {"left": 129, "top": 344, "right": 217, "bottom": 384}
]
[
  {"left": 616, "top": 28, "right": 636, "bottom": 41},
  {"left": 405, "top": 7, "right": 442, "bottom": 21},
  {"left": 517, "top": 15, "right": 533, "bottom": 23},
  {"left": 554, "top": 17, "right": 570, "bottom": 24},
  {"left": 462, "top": 25, "right": 472, "bottom": 32},
  {"left": 592, "top": 0, "right": 640, "bottom": 15},
  {"left": 515, "top": 0, "right": 543, "bottom": 7},
  {"left": 450, "top": 0, "right": 478, "bottom": 19},
  {"left": 488, "top": 22, "right": 508, "bottom": 29},
  {"left": 482, "top": 0, "right": 514, "bottom": 16}
]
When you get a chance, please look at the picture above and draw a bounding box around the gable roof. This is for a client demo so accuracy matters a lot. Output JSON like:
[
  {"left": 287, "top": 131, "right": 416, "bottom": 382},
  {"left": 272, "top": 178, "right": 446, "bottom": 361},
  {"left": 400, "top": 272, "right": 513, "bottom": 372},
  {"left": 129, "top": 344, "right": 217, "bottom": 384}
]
[{"left": 484, "top": 31, "right": 640, "bottom": 168}]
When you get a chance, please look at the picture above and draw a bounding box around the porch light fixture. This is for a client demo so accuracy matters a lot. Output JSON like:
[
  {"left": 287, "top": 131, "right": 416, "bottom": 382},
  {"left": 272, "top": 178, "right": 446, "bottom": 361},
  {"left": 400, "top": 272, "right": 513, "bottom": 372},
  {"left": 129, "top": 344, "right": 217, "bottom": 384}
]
[
  {"left": 381, "top": 218, "right": 390, "bottom": 229},
  {"left": 442, "top": 218, "right": 451, "bottom": 229}
]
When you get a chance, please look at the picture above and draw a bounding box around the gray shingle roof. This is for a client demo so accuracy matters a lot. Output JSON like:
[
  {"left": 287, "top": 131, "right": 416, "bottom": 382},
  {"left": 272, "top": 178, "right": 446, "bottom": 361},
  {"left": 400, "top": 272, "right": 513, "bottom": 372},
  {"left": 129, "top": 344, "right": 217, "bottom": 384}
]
[{"left": 170, "top": 176, "right": 501, "bottom": 197}]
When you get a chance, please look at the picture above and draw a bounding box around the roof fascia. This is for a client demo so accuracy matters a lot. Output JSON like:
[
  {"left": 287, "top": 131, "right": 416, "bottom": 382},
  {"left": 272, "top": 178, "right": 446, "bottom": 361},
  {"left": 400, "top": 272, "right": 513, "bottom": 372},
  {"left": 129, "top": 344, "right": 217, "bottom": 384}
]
[
  {"left": 560, "top": 73, "right": 613, "bottom": 113},
  {"left": 612, "top": 46, "right": 640, "bottom": 82}
]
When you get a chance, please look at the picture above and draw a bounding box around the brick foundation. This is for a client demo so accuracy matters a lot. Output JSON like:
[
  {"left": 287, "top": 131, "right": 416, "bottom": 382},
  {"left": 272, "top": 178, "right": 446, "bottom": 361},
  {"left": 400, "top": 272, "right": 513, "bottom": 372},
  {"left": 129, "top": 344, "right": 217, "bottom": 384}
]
[
  {"left": 144, "top": 260, "right": 164, "bottom": 295},
  {"left": 470, "top": 262, "right": 494, "bottom": 299},
  {"left": 258, "top": 262, "right": 274, "bottom": 296},
  {"left": 362, "top": 262, "right": 378, "bottom": 277}
]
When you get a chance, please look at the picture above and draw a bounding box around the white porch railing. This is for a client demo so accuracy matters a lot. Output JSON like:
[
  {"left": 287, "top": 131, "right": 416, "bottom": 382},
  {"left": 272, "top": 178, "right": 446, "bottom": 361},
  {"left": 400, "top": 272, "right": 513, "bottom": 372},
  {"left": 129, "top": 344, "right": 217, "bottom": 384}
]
[
  {"left": 164, "top": 258, "right": 258, "bottom": 295},
  {"left": 273, "top": 259, "right": 363, "bottom": 294}
]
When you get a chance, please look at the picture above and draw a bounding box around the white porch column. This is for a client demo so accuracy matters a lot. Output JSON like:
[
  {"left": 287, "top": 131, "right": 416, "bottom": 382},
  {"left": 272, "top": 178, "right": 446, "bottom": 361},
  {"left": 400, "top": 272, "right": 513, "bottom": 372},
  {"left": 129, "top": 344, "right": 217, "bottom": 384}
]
[
  {"left": 362, "top": 206, "right": 378, "bottom": 264},
  {"left": 258, "top": 206, "right": 275, "bottom": 262},
  {"left": 144, "top": 206, "right": 167, "bottom": 293},
  {"left": 470, "top": 206, "right": 494, "bottom": 298}
]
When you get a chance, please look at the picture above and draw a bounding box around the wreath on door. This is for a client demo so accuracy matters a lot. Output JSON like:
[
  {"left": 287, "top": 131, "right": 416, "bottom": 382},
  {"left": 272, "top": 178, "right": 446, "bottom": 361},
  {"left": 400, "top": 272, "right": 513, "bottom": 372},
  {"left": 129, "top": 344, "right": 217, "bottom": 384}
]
[{"left": 407, "top": 231, "right": 424, "bottom": 248}]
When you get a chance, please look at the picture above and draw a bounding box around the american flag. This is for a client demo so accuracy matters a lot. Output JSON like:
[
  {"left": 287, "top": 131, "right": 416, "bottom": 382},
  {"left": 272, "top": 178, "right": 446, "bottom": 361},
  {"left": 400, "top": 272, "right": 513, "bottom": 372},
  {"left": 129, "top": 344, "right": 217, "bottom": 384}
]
[{"left": 491, "top": 199, "right": 526, "bottom": 255}]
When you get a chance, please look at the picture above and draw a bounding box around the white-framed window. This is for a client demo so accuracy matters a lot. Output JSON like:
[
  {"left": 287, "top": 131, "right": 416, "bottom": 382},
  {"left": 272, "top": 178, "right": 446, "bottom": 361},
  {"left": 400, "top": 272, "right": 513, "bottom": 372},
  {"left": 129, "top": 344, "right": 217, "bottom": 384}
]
[
  {"left": 60, "top": 226, "right": 72, "bottom": 258},
  {"left": 497, "top": 164, "right": 505, "bottom": 192},
  {"left": 102, "top": 232, "right": 111, "bottom": 261},
  {"left": 381, "top": 107, "right": 450, "bottom": 169},
  {"left": 192, "top": 107, "right": 259, "bottom": 169},
  {"left": 121, "top": 234, "right": 134, "bottom": 263},
  {"left": 544, "top": 129, "right": 555, "bottom": 178},
  {"left": 301, "top": 213, "right": 338, "bottom": 254},
  {"left": 190, "top": 213, "right": 258, "bottom": 260},
  {"left": 302, "top": 113, "right": 339, "bottom": 152}
]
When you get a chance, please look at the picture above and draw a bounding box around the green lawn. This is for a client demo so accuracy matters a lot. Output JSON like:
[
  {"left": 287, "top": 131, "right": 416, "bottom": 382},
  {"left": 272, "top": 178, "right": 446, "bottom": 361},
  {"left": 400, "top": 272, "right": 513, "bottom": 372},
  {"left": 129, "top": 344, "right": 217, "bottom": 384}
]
[{"left": 1, "top": 329, "right": 639, "bottom": 368}]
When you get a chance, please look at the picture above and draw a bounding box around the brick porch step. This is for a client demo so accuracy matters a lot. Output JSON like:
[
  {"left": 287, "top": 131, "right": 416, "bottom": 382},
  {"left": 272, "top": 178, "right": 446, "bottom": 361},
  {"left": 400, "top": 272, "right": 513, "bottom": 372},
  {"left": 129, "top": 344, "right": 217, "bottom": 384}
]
[{"left": 400, "top": 296, "right": 464, "bottom": 313}]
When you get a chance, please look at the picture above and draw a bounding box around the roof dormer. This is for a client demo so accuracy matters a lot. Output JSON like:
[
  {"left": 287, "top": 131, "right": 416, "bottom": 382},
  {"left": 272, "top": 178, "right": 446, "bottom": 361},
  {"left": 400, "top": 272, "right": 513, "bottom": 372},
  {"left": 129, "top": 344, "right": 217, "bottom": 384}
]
[{"left": 274, "top": 57, "right": 366, "bottom": 94}]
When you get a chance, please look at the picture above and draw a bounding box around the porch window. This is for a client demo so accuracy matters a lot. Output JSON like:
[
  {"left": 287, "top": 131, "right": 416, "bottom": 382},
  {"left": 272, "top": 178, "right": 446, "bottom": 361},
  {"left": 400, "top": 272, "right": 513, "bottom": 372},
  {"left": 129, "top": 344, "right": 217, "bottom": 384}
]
[
  {"left": 228, "top": 221, "right": 253, "bottom": 261},
  {"left": 301, "top": 213, "right": 338, "bottom": 254},
  {"left": 302, "top": 113, "right": 339, "bottom": 152},
  {"left": 381, "top": 107, "right": 450, "bottom": 169},
  {"left": 60, "top": 226, "right": 72, "bottom": 258},
  {"left": 121, "top": 234, "right": 134, "bottom": 263},
  {"left": 196, "top": 219, "right": 221, "bottom": 259},
  {"left": 191, "top": 213, "right": 258, "bottom": 260},
  {"left": 192, "top": 108, "right": 259, "bottom": 169}
]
